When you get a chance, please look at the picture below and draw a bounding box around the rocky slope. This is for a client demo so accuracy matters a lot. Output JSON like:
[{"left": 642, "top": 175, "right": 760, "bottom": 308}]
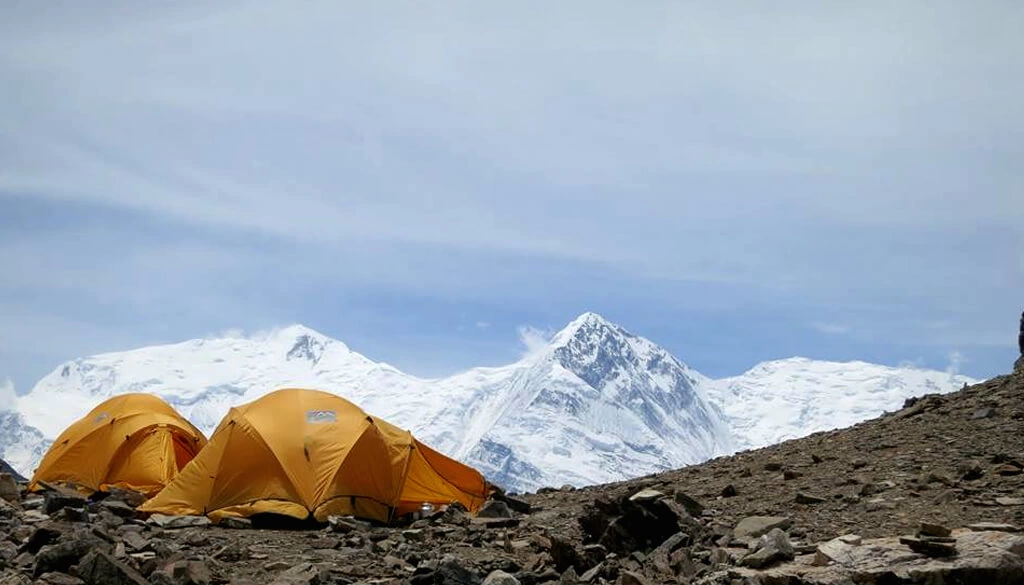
[{"left": 0, "top": 362, "right": 1020, "bottom": 584}]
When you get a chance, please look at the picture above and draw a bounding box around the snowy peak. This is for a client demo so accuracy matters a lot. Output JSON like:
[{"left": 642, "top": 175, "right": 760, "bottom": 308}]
[
  {"left": 702, "top": 357, "right": 977, "bottom": 451},
  {"left": 549, "top": 312, "right": 697, "bottom": 395}
]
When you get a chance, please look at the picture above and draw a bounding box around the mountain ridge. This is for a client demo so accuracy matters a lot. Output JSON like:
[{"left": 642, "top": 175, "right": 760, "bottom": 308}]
[{"left": 1, "top": 314, "right": 976, "bottom": 492}]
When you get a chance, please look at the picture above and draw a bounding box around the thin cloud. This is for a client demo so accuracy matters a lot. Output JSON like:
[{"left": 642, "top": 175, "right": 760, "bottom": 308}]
[
  {"left": 0, "top": 378, "right": 14, "bottom": 411},
  {"left": 517, "top": 326, "right": 553, "bottom": 360},
  {"left": 810, "top": 322, "right": 851, "bottom": 335}
]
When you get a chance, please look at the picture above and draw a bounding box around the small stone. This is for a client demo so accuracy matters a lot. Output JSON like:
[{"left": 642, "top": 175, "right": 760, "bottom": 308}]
[
  {"left": 25, "top": 522, "right": 65, "bottom": 553},
  {"left": 672, "top": 491, "right": 704, "bottom": 516},
  {"left": 212, "top": 541, "right": 248, "bottom": 562},
  {"left": 837, "top": 534, "right": 862, "bottom": 545},
  {"left": 734, "top": 516, "right": 792, "bottom": 539},
  {"left": 470, "top": 517, "right": 519, "bottom": 529},
  {"left": 43, "top": 491, "right": 88, "bottom": 515},
  {"left": 995, "top": 497, "right": 1024, "bottom": 506},
  {"left": 76, "top": 549, "right": 150, "bottom": 585},
  {"left": 98, "top": 499, "right": 136, "bottom": 518},
  {"left": 0, "top": 473, "right": 19, "bottom": 503},
  {"left": 795, "top": 492, "right": 826, "bottom": 504},
  {"left": 482, "top": 569, "right": 520, "bottom": 585},
  {"left": 996, "top": 464, "right": 1023, "bottom": 476},
  {"left": 491, "top": 491, "right": 532, "bottom": 514},
  {"left": 814, "top": 538, "right": 857, "bottom": 566},
  {"left": 617, "top": 570, "right": 649, "bottom": 585},
  {"left": 919, "top": 521, "right": 951, "bottom": 538},
  {"left": 150, "top": 560, "right": 212, "bottom": 585},
  {"left": 436, "top": 554, "right": 482, "bottom": 585},
  {"left": 220, "top": 517, "right": 252, "bottom": 529},
  {"left": 720, "top": 485, "right": 737, "bottom": 498},
  {"left": 39, "top": 573, "right": 86, "bottom": 585},
  {"left": 967, "top": 522, "right": 1020, "bottom": 532},
  {"left": 764, "top": 462, "right": 782, "bottom": 472},
  {"left": 628, "top": 488, "right": 665, "bottom": 503},
  {"left": 122, "top": 531, "right": 150, "bottom": 552},
  {"left": 783, "top": 469, "right": 803, "bottom": 481},
  {"left": 326, "top": 515, "right": 372, "bottom": 533},
  {"left": 899, "top": 536, "right": 957, "bottom": 558},
  {"left": 972, "top": 407, "right": 996, "bottom": 419},
  {"left": 579, "top": 565, "right": 602, "bottom": 583},
  {"left": 851, "top": 459, "right": 868, "bottom": 469},
  {"left": 957, "top": 460, "right": 985, "bottom": 480},
  {"left": 146, "top": 514, "right": 211, "bottom": 529},
  {"left": 739, "top": 528, "right": 794, "bottom": 568},
  {"left": 263, "top": 561, "right": 291, "bottom": 571},
  {"left": 477, "top": 500, "right": 513, "bottom": 519}
]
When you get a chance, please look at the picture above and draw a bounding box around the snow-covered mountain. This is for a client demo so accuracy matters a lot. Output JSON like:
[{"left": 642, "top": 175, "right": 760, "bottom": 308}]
[
  {"left": 0, "top": 410, "right": 48, "bottom": 481},
  {"left": 702, "top": 357, "right": 977, "bottom": 451},
  {"left": 3, "top": 313, "right": 735, "bottom": 492}
]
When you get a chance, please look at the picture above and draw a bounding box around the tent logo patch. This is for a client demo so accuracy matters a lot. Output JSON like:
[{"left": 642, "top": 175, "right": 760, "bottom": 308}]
[{"left": 306, "top": 410, "right": 337, "bottom": 423}]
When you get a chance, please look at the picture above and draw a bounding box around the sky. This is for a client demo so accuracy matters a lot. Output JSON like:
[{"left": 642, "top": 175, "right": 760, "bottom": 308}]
[{"left": 1, "top": 1, "right": 1022, "bottom": 394}]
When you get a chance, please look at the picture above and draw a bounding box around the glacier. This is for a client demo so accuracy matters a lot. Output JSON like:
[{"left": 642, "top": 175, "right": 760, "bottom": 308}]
[{"left": 0, "top": 313, "right": 977, "bottom": 492}]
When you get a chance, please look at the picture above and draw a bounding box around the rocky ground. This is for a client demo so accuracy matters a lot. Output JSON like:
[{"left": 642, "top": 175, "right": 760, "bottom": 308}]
[{"left": 1, "top": 369, "right": 1023, "bottom": 585}]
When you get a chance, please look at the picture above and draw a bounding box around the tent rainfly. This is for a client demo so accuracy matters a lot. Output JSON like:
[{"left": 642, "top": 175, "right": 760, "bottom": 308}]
[
  {"left": 29, "top": 393, "right": 207, "bottom": 496},
  {"left": 139, "top": 388, "right": 490, "bottom": 523}
]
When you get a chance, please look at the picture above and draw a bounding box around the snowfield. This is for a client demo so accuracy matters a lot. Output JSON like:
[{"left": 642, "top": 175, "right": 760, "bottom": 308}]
[{"left": 1, "top": 314, "right": 975, "bottom": 492}]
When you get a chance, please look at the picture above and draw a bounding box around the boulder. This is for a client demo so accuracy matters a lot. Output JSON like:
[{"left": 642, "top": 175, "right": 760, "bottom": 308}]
[
  {"left": 672, "top": 491, "right": 704, "bottom": 517},
  {"left": 739, "top": 528, "right": 794, "bottom": 568},
  {"left": 150, "top": 559, "right": 212, "bottom": 585},
  {"left": 482, "top": 570, "right": 520, "bottom": 585},
  {"left": 121, "top": 531, "right": 151, "bottom": 552},
  {"left": 476, "top": 500, "right": 513, "bottom": 519},
  {"left": 0, "top": 475, "right": 19, "bottom": 503},
  {"left": 584, "top": 492, "right": 699, "bottom": 556},
  {"left": 42, "top": 492, "right": 88, "bottom": 516},
  {"left": 489, "top": 490, "right": 532, "bottom": 514},
  {"left": 33, "top": 535, "right": 106, "bottom": 577},
  {"left": 103, "top": 488, "right": 148, "bottom": 508},
  {"left": 76, "top": 549, "right": 150, "bottom": 585},
  {"left": 733, "top": 516, "right": 791, "bottom": 540},
  {"left": 919, "top": 521, "right": 952, "bottom": 538},
  {"left": 734, "top": 530, "right": 1024, "bottom": 583},
  {"left": 97, "top": 500, "right": 136, "bottom": 519},
  {"left": 24, "top": 522, "right": 66, "bottom": 554},
  {"left": 435, "top": 554, "right": 482, "bottom": 585}
]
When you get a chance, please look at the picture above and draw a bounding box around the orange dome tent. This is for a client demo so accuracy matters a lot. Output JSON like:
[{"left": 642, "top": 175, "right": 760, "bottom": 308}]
[
  {"left": 29, "top": 393, "right": 207, "bottom": 496},
  {"left": 139, "top": 388, "right": 490, "bottom": 523}
]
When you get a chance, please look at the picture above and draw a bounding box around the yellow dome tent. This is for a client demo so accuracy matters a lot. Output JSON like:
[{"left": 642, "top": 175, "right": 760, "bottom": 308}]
[
  {"left": 29, "top": 393, "right": 207, "bottom": 496},
  {"left": 139, "top": 388, "right": 490, "bottom": 523}
]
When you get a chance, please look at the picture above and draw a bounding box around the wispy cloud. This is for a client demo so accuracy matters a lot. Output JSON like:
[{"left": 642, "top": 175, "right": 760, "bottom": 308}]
[
  {"left": 0, "top": 379, "right": 14, "bottom": 412},
  {"left": 810, "top": 322, "right": 851, "bottom": 335},
  {"left": 517, "top": 326, "right": 553, "bottom": 360}
]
